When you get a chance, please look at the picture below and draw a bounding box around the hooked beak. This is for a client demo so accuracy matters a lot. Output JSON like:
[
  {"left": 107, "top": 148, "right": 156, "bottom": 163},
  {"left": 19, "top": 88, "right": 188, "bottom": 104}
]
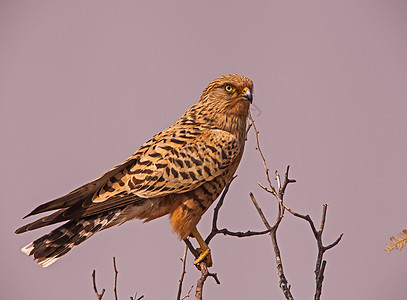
[{"left": 241, "top": 87, "right": 253, "bottom": 103}]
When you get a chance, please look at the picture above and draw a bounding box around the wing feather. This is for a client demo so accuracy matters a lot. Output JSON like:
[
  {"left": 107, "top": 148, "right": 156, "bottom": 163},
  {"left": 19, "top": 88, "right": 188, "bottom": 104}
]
[
  {"left": 93, "top": 128, "right": 240, "bottom": 201},
  {"left": 19, "top": 128, "right": 240, "bottom": 229},
  {"left": 23, "top": 158, "right": 138, "bottom": 218}
]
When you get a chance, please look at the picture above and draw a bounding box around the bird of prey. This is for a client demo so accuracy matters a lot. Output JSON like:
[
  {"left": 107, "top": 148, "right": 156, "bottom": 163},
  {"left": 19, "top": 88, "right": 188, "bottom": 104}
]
[{"left": 16, "top": 74, "right": 253, "bottom": 268}]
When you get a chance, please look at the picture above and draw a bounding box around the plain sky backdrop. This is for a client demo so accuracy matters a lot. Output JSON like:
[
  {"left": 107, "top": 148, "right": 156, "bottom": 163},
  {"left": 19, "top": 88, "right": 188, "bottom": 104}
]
[{"left": 1, "top": 1, "right": 407, "bottom": 299}]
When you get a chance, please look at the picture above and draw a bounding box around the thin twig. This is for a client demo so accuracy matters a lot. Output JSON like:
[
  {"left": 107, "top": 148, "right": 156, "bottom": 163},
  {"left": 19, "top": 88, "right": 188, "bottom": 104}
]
[
  {"left": 248, "top": 113, "right": 278, "bottom": 197},
  {"left": 315, "top": 260, "right": 326, "bottom": 300},
  {"left": 324, "top": 234, "right": 344, "bottom": 251},
  {"left": 187, "top": 174, "right": 271, "bottom": 299},
  {"left": 216, "top": 227, "right": 273, "bottom": 238},
  {"left": 275, "top": 170, "right": 281, "bottom": 190},
  {"left": 130, "top": 293, "right": 144, "bottom": 300},
  {"left": 113, "top": 257, "right": 119, "bottom": 300},
  {"left": 319, "top": 205, "right": 327, "bottom": 232},
  {"left": 280, "top": 203, "right": 343, "bottom": 300},
  {"left": 177, "top": 245, "right": 189, "bottom": 300},
  {"left": 245, "top": 121, "right": 253, "bottom": 141},
  {"left": 195, "top": 261, "right": 220, "bottom": 300},
  {"left": 249, "top": 192, "right": 273, "bottom": 229},
  {"left": 195, "top": 262, "right": 208, "bottom": 300},
  {"left": 92, "top": 270, "right": 105, "bottom": 300},
  {"left": 249, "top": 114, "right": 295, "bottom": 300},
  {"left": 205, "top": 176, "right": 237, "bottom": 244},
  {"left": 250, "top": 192, "right": 293, "bottom": 300},
  {"left": 92, "top": 258, "right": 143, "bottom": 300},
  {"left": 184, "top": 238, "right": 199, "bottom": 259},
  {"left": 203, "top": 176, "right": 273, "bottom": 245},
  {"left": 181, "top": 285, "right": 194, "bottom": 300},
  {"left": 279, "top": 166, "right": 297, "bottom": 198},
  {"left": 258, "top": 182, "right": 274, "bottom": 195}
]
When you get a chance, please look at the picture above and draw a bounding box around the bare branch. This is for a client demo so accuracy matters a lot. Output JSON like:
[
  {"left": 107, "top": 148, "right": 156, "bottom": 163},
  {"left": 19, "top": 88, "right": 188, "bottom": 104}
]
[
  {"left": 181, "top": 285, "right": 194, "bottom": 300},
  {"left": 324, "top": 233, "right": 344, "bottom": 251},
  {"left": 275, "top": 170, "right": 281, "bottom": 191},
  {"left": 249, "top": 192, "right": 273, "bottom": 229},
  {"left": 189, "top": 114, "right": 341, "bottom": 300},
  {"left": 188, "top": 174, "right": 271, "bottom": 299},
  {"left": 177, "top": 245, "right": 189, "bottom": 300},
  {"left": 250, "top": 192, "right": 293, "bottom": 300},
  {"left": 113, "top": 257, "right": 118, "bottom": 300},
  {"left": 130, "top": 293, "right": 144, "bottom": 300},
  {"left": 245, "top": 121, "right": 252, "bottom": 141},
  {"left": 184, "top": 238, "right": 199, "bottom": 259},
  {"left": 248, "top": 113, "right": 278, "bottom": 197},
  {"left": 319, "top": 204, "right": 327, "bottom": 232},
  {"left": 281, "top": 203, "right": 343, "bottom": 299},
  {"left": 92, "top": 258, "right": 143, "bottom": 300},
  {"left": 258, "top": 182, "right": 274, "bottom": 195},
  {"left": 282, "top": 203, "right": 319, "bottom": 240},
  {"left": 205, "top": 176, "right": 237, "bottom": 245},
  {"left": 249, "top": 114, "right": 295, "bottom": 300},
  {"left": 314, "top": 260, "right": 326, "bottom": 300},
  {"left": 216, "top": 227, "right": 273, "bottom": 238},
  {"left": 279, "top": 166, "right": 297, "bottom": 198},
  {"left": 195, "top": 262, "right": 208, "bottom": 300},
  {"left": 201, "top": 176, "right": 273, "bottom": 247},
  {"left": 92, "top": 270, "right": 105, "bottom": 300},
  {"left": 195, "top": 262, "right": 220, "bottom": 300}
]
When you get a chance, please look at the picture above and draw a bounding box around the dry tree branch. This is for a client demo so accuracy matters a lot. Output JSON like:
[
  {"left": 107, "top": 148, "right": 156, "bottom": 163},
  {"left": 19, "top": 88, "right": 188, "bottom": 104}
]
[
  {"left": 181, "top": 285, "right": 194, "bottom": 300},
  {"left": 177, "top": 245, "right": 193, "bottom": 300},
  {"left": 179, "top": 113, "right": 342, "bottom": 300},
  {"left": 177, "top": 245, "right": 188, "bottom": 300},
  {"left": 130, "top": 293, "right": 144, "bottom": 300},
  {"left": 182, "top": 239, "right": 220, "bottom": 300},
  {"left": 205, "top": 175, "right": 238, "bottom": 245},
  {"left": 213, "top": 227, "right": 273, "bottom": 238},
  {"left": 248, "top": 113, "right": 295, "bottom": 299},
  {"left": 92, "top": 257, "right": 143, "bottom": 300},
  {"left": 195, "top": 261, "right": 221, "bottom": 300},
  {"left": 113, "top": 257, "right": 119, "bottom": 300},
  {"left": 282, "top": 204, "right": 343, "bottom": 300},
  {"left": 194, "top": 262, "right": 210, "bottom": 300},
  {"left": 182, "top": 174, "right": 273, "bottom": 300},
  {"left": 204, "top": 176, "right": 273, "bottom": 244},
  {"left": 250, "top": 183, "right": 294, "bottom": 299},
  {"left": 283, "top": 204, "right": 343, "bottom": 289},
  {"left": 92, "top": 269, "right": 105, "bottom": 300},
  {"left": 248, "top": 113, "right": 342, "bottom": 300},
  {"left": 248, "top": 114, "right": 278, "bottom": 198},
  {"left": 184, "top": 238, "right": 199, "bottom": 259}
]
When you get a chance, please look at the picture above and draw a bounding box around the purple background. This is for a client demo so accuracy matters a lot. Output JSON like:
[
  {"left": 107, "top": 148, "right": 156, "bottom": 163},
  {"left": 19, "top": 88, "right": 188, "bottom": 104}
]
[{"left": 2, "top": 1, "right": 406, "bottom": 299}]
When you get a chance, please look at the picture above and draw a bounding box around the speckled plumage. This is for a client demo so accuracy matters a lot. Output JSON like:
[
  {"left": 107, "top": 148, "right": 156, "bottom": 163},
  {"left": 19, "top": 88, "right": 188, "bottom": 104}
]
[{"left": 16, "top": 74, "right": 253, "bottom": 267}]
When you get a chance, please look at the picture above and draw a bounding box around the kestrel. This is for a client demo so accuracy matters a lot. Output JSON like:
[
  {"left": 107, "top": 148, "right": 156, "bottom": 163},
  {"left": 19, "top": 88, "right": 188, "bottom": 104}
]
[{"left": 16, "top": 74, "right": 253, "bottom": 268}]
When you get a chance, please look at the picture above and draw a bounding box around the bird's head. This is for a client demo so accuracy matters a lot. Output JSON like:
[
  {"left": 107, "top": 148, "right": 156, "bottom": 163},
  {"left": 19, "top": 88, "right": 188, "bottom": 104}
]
[{"left": 199, "top": 74, "right": 253, "bottom": 118}]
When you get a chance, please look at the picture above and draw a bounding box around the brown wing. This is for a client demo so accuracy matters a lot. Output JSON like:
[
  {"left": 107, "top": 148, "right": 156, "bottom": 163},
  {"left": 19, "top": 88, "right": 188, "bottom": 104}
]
[
  {"left": 16, "top": 128, "right": 239, "bottom": 233},
  {"left": 14, "top": 158, "right": 140, "bottom": 233},
  {"left": 93, "top": 128, "right": 240, "bottom": 201},
  {"left": 22, "top": 157, "right": 138, "bottom": 219}
]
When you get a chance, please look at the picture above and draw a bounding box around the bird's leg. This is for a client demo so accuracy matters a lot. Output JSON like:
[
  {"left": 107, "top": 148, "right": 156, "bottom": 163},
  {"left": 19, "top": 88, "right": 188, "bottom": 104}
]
[{"left": 191, "top": 226, "right": 213, "bottom": 267}]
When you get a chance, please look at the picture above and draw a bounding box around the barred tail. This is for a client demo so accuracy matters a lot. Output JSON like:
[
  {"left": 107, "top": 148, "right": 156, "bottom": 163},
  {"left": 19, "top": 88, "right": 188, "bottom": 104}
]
[{"left": 21, "top": 210, "right": 122, "bottom": 267}]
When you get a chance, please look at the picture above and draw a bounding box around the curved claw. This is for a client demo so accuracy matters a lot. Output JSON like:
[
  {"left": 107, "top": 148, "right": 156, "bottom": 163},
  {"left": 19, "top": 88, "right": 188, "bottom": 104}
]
[
  {"left": 193, "top": 248, "right": 212, "bottom": 267},
  {"left": 191, "top": 227, "right": 213, "bottom": 268}
]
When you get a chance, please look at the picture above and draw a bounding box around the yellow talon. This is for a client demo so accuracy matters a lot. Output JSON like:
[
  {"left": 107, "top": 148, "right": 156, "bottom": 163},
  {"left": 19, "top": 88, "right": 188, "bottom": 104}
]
[
  {"left": 193, "top": 247, "right": 212, "bottom": 267},
  {"left": 191, "top": 227, "right": 213, "bottom": 267}
]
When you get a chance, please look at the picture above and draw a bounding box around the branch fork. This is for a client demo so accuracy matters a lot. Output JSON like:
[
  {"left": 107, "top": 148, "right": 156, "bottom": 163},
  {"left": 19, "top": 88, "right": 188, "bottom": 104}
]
[{"left": 248, "top": 113, "right": 343, "bottom": 300}]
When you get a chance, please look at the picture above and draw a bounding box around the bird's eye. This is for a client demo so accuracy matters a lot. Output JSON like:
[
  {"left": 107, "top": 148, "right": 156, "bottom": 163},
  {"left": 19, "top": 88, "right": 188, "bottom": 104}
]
[{"left": 224, "top": 85, "right": 235, "bottom": 93}]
